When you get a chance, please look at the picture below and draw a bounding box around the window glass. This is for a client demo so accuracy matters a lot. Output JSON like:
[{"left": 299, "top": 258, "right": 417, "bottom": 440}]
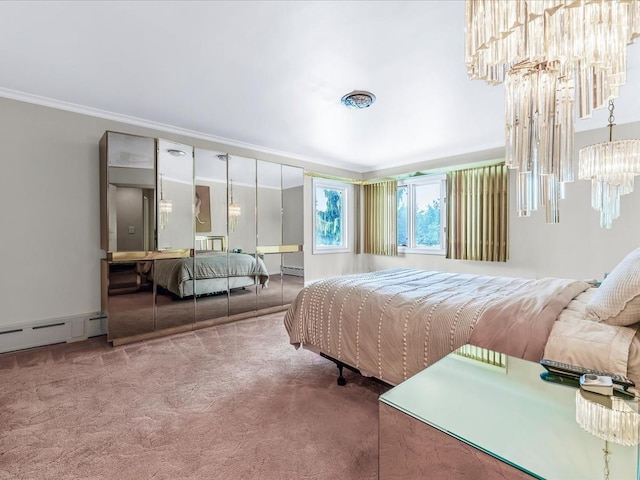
[
  {"left": 397, "top": 185, "right": 408, "bottom": 247},
  {"left": 397, "top": 175, "right": 446, "bottom": 254},
  {"left": 313, "top": 179, "right": 349, "bottom": 253},
  {"left": 414, "top": 183, "right": 441, "bottom": 248}
]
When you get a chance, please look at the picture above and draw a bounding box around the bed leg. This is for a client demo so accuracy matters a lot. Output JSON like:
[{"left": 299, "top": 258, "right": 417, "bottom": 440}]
[
  {"left": 319, "top": 352, "right": 351, "bottom": 386},
  {"left": 337, "top": 364, "right": 346, "bottom": 386}
]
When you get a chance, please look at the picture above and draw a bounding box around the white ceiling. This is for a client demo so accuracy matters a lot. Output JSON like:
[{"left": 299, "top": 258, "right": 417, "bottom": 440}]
[{"left": 1, "top": 0, "right": 640, "bottom": 173}]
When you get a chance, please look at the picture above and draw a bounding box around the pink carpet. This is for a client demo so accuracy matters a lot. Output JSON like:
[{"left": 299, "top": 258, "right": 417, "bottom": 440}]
[{"left": 0, "top": 313, "right": 387, "bottom": 479}]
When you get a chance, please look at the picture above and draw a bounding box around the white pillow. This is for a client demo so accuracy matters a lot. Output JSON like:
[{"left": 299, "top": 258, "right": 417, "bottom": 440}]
[{"left": 584, "top": 247, "right": 640, "bottom": 326}]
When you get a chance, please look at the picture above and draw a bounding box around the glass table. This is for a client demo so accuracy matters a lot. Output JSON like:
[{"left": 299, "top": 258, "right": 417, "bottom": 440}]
[{"left": 379, "top": 350, "right": 640, "bottom": 480}]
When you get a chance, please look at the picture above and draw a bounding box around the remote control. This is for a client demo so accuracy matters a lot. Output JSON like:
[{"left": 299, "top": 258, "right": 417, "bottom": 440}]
[
  {"left": 540, "top": 372, "right": 636, "bottom": 398},
  {"left": 540, "top": 359, "right": 635, "bottom": 390}
]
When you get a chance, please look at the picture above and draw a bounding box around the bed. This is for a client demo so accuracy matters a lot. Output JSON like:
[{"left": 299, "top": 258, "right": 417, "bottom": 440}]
[
  {"left": 144, "top": 252, "right": 270, "bottom": 298},
  {"left": 284, "top": 247, "right": 640, "bottom": 386}
]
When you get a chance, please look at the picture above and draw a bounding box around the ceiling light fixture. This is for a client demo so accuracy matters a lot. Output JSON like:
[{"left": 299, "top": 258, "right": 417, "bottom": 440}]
[
  {"left": 166, "top": 148, "right": 186, "bottom": 157},
  {"left": 341, "top": 90, "right": 376, "bottom": 109},
  {"left": 465, "top": 0, "right": 640, "bottom": 224},
  {"left": 579, "top": 100, "right": 640, "bottom": 228}
]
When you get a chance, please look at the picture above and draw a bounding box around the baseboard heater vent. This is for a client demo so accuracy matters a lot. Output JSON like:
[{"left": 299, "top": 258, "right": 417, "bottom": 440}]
[
  {"left": 0, "top": 312, "right": 107, "bottom": 354},
  {"left": 32, "top": 322, "right": 66, "bottom": 330},
  {"left": 282, "top": 266, "right": 304, "bottom": 277},
  {"left": 0, "top": 329, "right": 24, "bottom": 336}
]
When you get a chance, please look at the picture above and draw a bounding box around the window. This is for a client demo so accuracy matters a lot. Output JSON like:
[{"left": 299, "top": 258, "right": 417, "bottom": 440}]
[
  {"left": 397, "top": 175, "right": 446, "bottom": 254},
  {"left": 313, "top": 178, "right": 350, "bottom": 254}
]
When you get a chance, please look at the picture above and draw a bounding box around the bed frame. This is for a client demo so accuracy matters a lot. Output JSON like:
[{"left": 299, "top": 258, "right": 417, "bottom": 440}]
[
  {"left": 320, "top": 346, "right": 506, "bottom": 386},
  {"left": 319, "top": 352, "right": 364, "bottom": 386},
  {"left": 177, "top": 276, "right": 258, "bottom": 297}
]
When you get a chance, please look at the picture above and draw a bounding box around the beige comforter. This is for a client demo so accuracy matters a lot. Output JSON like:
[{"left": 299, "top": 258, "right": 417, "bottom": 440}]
[
  {"left": 284, "top": 269, "right": 589, "bottom": 385},
  {"left": 544, "top": 288, "right": 640, "bottom": 385}
]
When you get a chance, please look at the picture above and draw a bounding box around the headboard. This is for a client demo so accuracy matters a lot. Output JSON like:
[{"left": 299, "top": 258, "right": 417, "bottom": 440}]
[{"left": 195, "top": 235, "right": 227, "bottom": 252}]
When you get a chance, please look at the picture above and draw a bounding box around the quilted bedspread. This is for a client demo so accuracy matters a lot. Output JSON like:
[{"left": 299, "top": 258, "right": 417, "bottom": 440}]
[{"left": 284, "top": 268, "right": 589, "bottom": 385}]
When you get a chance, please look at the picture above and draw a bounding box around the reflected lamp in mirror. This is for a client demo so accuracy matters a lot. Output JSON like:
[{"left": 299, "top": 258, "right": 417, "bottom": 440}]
[
  {"left": 576, "top": 389, "right": 640, "bottom": 447},
  {"left": 229, "top": 179, "right": 241, "bottom": 232},
  {"left": 576, "top": 389, "right": 640, "bottom": 480},
  {"left": 158, "top": 173, "right": 172, "bottom": 230}
]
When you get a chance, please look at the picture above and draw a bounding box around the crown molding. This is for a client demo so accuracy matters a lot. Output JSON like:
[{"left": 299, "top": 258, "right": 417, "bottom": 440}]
[{"left": 0, "top": 87, "right": 367, "bottom": 173}]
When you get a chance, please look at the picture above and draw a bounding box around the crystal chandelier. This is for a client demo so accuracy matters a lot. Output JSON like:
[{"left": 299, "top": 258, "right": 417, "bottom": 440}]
[
  {"left": 158, "top": 173, "right": 172, "bottom": 230},
  {"left": 579, "top": 100, "right": 640, "bottom": 228},
  {"left": 228, "top": 180, "right": 241, "bottom": 232},
  {"left": 465, "top": 0, "right": 640, "bottom": 223}
]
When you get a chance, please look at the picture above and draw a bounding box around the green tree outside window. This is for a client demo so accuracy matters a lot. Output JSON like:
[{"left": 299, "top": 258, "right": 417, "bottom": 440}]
[{"left": 315, "top": 188, "right": 343, "bottom": 246}]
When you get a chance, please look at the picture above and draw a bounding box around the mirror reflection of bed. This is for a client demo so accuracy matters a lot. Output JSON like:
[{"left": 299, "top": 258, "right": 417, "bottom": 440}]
[
  {"left": 152, "top": 248, "right": 270, "bottom": 322},
  {"left": 106, "top": 251, "right": 305, "bottom": 340}
]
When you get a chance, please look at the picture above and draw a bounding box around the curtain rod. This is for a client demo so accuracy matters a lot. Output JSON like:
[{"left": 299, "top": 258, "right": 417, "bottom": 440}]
[{"left": 305, "top": 158, "right": 505, "bottom": 185}]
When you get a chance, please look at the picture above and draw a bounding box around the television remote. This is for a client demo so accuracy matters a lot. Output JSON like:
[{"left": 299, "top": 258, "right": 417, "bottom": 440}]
[
  {"left": 540, "top": 359, "right": 635, "bottom": 390},
  {"left": 540, "top": 372, "right": 635, "bottom": 398}
]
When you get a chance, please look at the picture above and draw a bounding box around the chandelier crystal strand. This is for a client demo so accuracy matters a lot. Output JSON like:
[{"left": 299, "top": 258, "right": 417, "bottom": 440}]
[
  {"left": 158, "top": 198, "right": 172, "bottom": 230},
  {"left": 579, "top": 100, "right": 640, "bottom": 228},
  {"left": 158, "top": 173, "right": 172, "bottom": 231},
  {"left": 575, "top": 390, "right": 640, "bottom": 447},
  {"left": 228, "top": 179, "right": 242, "bottom": 232},
  {"left": 466, "top": 0, "right": 640, "bottom": 224}
]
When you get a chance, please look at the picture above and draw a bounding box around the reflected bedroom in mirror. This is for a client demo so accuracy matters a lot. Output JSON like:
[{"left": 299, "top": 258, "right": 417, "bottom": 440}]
[{"left": 101, "top": 132, "right": 304, "bottom": 345}]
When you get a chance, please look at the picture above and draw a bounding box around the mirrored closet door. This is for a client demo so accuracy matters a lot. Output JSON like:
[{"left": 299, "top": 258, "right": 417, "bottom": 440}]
[
  {"left": 227, "top": 155, "right": 258, "bottom": 317},
  {"left": 257, "top": 160, "right": 285, "bottom": 311},
  {"left": 101, "top": 131, "right": 305, "bottom": 345},
  {"left": 101, "top": 132, "right": 158, "bottom": 341},
  {"left": 101, "top": 133, "right": 195, "bottom": 343},
  {"left": 281, "top": 164, "right": 304, "bottom": 305},
  {"left": 193, "top": 148, "right": 230, "bottom": 323},
  {"left": 154, "top": 139, "right": 195, "bottom": 332},
  {"left": 255, "top": 161, "right": 304, "bottom": 311}
]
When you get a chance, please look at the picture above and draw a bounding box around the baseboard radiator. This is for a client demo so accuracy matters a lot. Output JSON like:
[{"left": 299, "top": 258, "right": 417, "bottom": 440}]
[
  {"left": 453, "top": 344, "right": 507, "bottom": 370},
  {"left": 0, "top": 312, "right": 107, "bottom": 354},
  {"left": 282, "top": 266, "right": 304, "bottom": 277}
]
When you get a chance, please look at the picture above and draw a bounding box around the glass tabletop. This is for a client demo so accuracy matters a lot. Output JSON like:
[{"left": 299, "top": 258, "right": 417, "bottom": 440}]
[{"left": 379, "top": 351, "right": 640, "bottom": 480}]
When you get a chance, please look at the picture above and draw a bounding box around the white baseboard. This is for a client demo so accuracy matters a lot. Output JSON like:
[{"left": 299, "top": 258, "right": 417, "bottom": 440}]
[{"left": 0, "top": 312, "right": 107, "bottom": 354}]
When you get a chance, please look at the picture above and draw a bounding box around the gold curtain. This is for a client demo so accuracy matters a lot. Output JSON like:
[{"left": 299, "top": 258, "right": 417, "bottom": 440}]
[
  {"left": 354, "top": 184, "right": 362, "bottom": 254},
  {"left": 364, "top": 180, "right": 398, "bottom": 256},
  {"left": 446, "top": 164, "right": 509, "bottom": 262}
]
